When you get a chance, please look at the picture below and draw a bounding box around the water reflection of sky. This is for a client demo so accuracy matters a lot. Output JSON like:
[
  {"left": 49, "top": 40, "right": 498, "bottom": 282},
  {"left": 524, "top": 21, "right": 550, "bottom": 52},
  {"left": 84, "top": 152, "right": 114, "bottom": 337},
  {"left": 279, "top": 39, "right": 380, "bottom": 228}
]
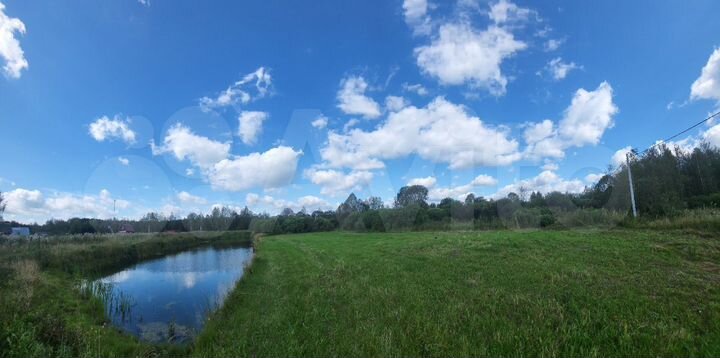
[{"left": 97, "top": 245, "right": 253, "bottom": 343}]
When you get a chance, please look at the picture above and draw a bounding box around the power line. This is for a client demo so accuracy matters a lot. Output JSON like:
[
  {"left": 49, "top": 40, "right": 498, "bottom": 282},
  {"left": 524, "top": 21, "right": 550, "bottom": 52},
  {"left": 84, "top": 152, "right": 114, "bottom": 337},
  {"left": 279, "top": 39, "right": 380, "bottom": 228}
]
[{"left": 638, "top": 110, "right": 720, "bottom": 155}]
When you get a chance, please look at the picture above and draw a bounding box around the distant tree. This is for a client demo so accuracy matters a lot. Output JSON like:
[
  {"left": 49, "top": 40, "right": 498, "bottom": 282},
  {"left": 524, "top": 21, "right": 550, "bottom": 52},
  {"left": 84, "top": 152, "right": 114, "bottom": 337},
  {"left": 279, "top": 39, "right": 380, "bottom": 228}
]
[
  {"left": 365, "top": 196, "right": 385, "bottom": 210},
  {"left": 394, "top": 185, "right": 429, "bottom": 208},
  {"left": 337, "top": 193, "right": 367, "bottom": 220},
  {"left": 528, "top": 192, "right": 546, "bottom": 208},
  {"left": 507, "top": 192, "right": 520, "bottom": 203},
  {"left": 464, "top": 193, "right": 476, "bottom": 206},
  {"left": 280, "top": 207, "right": 295, "bottom": 216},
  {"left": 0, "top": 191, "right": 5, "bottom": 221}
]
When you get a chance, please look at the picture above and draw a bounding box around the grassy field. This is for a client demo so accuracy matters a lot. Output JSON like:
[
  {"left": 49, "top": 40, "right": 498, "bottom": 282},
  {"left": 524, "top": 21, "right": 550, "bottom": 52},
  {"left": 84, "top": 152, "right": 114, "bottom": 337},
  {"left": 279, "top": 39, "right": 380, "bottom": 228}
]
[
  {"left": 0, "top": 231, "right": 252, "bottom": 358},
  {"left": 194, "top": 230, "right": 720, "bottom": 357}
]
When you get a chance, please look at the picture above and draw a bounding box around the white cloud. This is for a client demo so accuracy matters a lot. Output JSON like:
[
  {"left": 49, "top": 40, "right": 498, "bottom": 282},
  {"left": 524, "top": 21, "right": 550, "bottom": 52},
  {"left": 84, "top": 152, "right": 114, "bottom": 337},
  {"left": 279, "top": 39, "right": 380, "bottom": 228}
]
[
  {"left": 403, "top": 0, "right": 431, "bottom": 36},
  {"left": 118, "top": 157, "right": 130, "bottom": 166},
  {"left": 151, "top": 123, "right": 230, "bottom": 169},
  {"left": 321, "top": 97, "right": 521, "bottom": 170},
  {"left": 415, "top": 22, "right": 527, "bottom": 95},
  {"left": 559, "top": 82, "right": 618, "bottom": 146},
  {"left": 238, "top": 111, "right": 268, "bottom": 145},
  {"left": 690, "top": 48, "right": 720, "bottom": 103},
  {"left": 311, "top": 115, "right": 328, "bottom": 129},
  {"left": 304, "top": 168, "right": 373, "bottom": 196},
  {"left": 543, "top": 38, "right": 564, "bottom": 52},
  {"left": 584, "top": 173, "right": 604, "bottom": 184},
  {"left": 408, "top": 176, "right": 437, "bottom": 188},
  {"left": 402, "top": 82, "right": 429, "bottom": 96},
  {"left": 176, "top": 191, "right": 207, "bottom": 205},
  {"left": 137, "top": 0, "right": 150, "bottom": 6},
  {"left": 245, "top": 193, "right": 332, "bottom": 214},
  {"left": 88, "top": 116, "right": 137, "bottom": 144},
  {"left": 417, "top": 174, "right": 498, "bottom": 201},
  {"left": 385, "top": 95, "right": 409, "bottom": 112},
  {"left": 524, "top": 82, "right": 618, "bottom": 160},
  {"left": 523, "top": 119, "right": 555, "bottom": 144},
  {"left": 208, "top": 146, "right": 302, "bottom": 192},
  {"left": 545, "top": 57, "right": 581, "bottom": 80},
  {"left": 199, "top": 67, "right": 272, "bottom": 110},
  {"left": 493, "top": 170, "right": 585, "bottom": 199},
  {"left": 488, "top": 0, "right": 533, "bottom": 25},
  {"left": 0, "top": 3, "right": 28, "bottom": 79},
  {"left": 185, "top": 168, "right": 195, "bottom": 176},
  {"left": 541, "top": 162, "right": 559, "bottom": 171},
  {"left": 703, "top": 123, "right": 720, "bottom": 147},
  {"left": 4, "top": 188, "right": 129, "bottom": 223},
  {"left": 337, "top": 76, "right": 381, "bottom": 119},
  {"left": 343, "top": 118, "right": 360, "bottom": 133},
  {"left": 611, "top": 146, "right": 632, "bottom": 167}
]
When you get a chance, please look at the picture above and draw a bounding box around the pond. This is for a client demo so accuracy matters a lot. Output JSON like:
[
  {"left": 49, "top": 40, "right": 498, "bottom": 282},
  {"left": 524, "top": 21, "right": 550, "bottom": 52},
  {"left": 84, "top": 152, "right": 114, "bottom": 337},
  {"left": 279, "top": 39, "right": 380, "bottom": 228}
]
[{"left": 93, "top": 244, "right": 254, "bottom": 343}]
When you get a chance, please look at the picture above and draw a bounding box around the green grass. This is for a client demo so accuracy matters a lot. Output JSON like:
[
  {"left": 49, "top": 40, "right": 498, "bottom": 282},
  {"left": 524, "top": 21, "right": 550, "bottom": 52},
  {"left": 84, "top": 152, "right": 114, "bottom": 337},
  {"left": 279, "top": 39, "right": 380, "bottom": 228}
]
[{"left": 194, "top": 230, "right": 720, "bottom": 357}]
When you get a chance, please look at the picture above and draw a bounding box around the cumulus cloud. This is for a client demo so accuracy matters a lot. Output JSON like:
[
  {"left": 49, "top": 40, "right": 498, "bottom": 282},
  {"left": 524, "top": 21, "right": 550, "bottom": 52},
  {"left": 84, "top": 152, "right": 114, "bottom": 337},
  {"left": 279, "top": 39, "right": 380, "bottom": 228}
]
[
  {"left": 118, "top": 157, "right": 130, "bottom": 166},
  {"left": 0, "top": 3, "right": 28, "bottom": 79},
  {"left": 403, "top": 0, "right": 431, "bottom": 35},
  {"left": 311, "top": 115, "right": 329, "bottom": 129},
  {"left": 304, "top": 168, "right": 374, "bottom": 196},
  {"left": 176, "top": 191, "right": 207, "bottom": 205},
  {"left": 137, "top": 0, "right": 150, "bottom": 6},
  {"left": 337, "top": 76, "right": 382, "bottom": 119},
  {"left": 611, "top": 146, "right": 633, "bottom": 167},
  {"left": 493, "top": 170, "right": 585, "bottom": 199},
  {"left": 407, "top": 174, "right": 497, "bottom": 201},
  {"left": 584, "top": 173, "right": 604, "bottom": 184},
  {"left": 88, "top": 116, "right": 137, "bottom": 144},
  {"left": 322, "top": 97, "right": 521, "bottom": 170},
  {"left": 342, "top": 118, "right": 361, "bottom": 133},
  {"left": 690, "top": 48, "right": 720, "bottom": 103},
  {"left": 545, "top": 57, "right": 581, "bottom": 80},
  {"left": 208, "top": 146, "right": 303, "bottom": 191},
  {"left": 199, "top": 67, "right": 272, "bottom": 110},
  {"left": 408, "top": 176, "right": 437, "bottom": 188},
  {"left": 4, "top": 188, "right": 129, "bottom": 223},
  {"left": 238, "top": 111, "right": 268, "bottom": 145},
  {"left": 245, "top": 193, "right": 332, "bottom": 213},
  {"left": 152, "top": 124, "right": 302, "bottom": 191},
  {"left": 559, "top": 82, "right": 618, "bottom": 146},
  {"left": 488, "top": 0, "right": 534, "bottom": 25},
  {"left": 151, "top": 123, "right": 230, "bottom": 169},
  {"left": 320, "top": 97, "right": 521, "bottom": 170},
  {"left": 703, "top": 123, "right": 720, "bottom": 147},
  {"left": 541, "top": 162, "right": 559, "bottom": 171},
  {"left": 524, "top": 82, "right": 618, "bottom": 160},
  {"left": 414, "top": 21, "right": 527, "bottom": 96},
  {"left": 385, "top": 95, "right": 409, "bottom": 112}
]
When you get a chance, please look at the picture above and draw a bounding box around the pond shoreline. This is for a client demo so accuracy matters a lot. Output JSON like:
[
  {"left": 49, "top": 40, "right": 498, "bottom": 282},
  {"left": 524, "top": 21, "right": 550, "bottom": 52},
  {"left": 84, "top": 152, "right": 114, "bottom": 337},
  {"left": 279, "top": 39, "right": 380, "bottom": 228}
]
[{"left": 0, "top": 231, "right": 255, "bottom": 357}]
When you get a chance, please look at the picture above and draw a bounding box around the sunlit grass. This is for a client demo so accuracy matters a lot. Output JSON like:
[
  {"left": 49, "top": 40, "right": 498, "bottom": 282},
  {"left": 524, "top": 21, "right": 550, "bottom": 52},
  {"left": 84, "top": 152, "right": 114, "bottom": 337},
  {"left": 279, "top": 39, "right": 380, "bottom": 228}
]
[{"left": 195, "top": 230, "right": 720, "bottom": 357}]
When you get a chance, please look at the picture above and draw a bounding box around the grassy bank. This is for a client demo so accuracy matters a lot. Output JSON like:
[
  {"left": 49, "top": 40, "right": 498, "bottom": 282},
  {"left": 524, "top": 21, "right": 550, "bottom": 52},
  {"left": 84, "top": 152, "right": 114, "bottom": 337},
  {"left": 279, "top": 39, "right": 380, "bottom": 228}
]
[
  {"left": 0, "top": 231, "right": 252, "bottom": 358},
  {"left": 194, "top": 230, "right": 720, "bottom": 357}
]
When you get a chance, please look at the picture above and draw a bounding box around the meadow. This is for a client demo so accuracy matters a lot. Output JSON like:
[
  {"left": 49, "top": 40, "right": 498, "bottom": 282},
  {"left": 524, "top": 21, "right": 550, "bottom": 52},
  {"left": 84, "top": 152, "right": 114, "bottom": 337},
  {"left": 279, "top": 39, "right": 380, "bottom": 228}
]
[
  {"left": 194, "top": 230, "right": 720, "bottom": 357},
  {"left": 1, "top": 229, "right": 719, "bottom": 357}
]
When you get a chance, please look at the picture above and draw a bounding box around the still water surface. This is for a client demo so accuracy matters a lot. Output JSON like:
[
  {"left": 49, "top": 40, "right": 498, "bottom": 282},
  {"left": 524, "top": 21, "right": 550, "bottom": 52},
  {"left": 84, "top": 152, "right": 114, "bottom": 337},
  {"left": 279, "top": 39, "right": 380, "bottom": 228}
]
[{"left": 96, "top": 245, "right": 253, "bottom": 343}]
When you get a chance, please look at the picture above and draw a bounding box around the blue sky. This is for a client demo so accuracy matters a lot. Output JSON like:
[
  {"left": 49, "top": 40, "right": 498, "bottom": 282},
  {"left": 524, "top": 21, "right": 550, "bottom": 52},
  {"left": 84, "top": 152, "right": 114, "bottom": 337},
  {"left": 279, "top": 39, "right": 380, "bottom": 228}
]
[{"left": 1, "top": 0, "right": 720, "bottom": 223}]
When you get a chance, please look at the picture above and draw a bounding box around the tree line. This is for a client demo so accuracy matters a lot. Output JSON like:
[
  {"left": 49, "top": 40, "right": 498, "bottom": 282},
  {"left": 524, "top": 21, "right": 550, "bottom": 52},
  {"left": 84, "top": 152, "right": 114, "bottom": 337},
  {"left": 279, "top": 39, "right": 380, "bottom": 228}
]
[{"left": 1, "top": 143, "right": 719, "bottom": 236}]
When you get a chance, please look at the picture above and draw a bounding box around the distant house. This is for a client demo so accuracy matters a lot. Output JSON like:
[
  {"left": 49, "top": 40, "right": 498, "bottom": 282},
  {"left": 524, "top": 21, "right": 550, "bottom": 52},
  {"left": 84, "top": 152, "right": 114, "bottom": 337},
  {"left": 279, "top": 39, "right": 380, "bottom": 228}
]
[
  {"left": 10, "top": 227, "right": 30, "bottom": 237},
  {"left": 119, "top": 224, "right": 135, "bottom": 234}
]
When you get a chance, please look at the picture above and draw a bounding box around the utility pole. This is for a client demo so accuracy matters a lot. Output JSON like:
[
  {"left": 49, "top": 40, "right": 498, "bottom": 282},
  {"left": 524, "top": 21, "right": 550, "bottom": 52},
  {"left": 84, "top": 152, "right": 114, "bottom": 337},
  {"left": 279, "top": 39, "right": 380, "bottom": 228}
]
[{"left": 626, "top": 151, "right": 638, "bottom": 218}]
